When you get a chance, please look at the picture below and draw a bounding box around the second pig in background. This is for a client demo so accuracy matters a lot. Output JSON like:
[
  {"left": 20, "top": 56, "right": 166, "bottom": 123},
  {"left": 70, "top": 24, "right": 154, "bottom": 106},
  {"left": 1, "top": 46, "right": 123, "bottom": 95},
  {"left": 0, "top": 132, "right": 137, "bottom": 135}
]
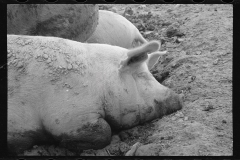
[{"left": 86, "top": 10, "right": 147, "bottom": 49}]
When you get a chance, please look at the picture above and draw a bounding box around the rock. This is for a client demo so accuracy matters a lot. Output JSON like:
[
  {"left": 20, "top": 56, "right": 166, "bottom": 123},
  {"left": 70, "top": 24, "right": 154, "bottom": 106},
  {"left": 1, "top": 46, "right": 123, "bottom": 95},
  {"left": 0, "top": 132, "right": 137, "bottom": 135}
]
[
  {"left": 164, "top": 136, "right": 174, "bottom": 140},
  {"left": 144, "top": 31, "right": 154, "bottom": 36},
  {"left": 46, "top": 58, "right": 52, "bottom": 63},
  {"left": 72, "top": 63, "right": 78, "bottom": 69},
  {"left": 135, "top": 143, "right": 161, "bottom": 156},
  {"left": 165, "top": 26, "right": 184, "bottom": 38},
  {"left": 110, "top": 7, "right": 117, "bottom": 13},
  {"left": 16, "top": 61, "right": 23, "bottom": 68},
  {"left": 138, "top": 5, "right": 146, "bottom": 10},
  {"left": 111, "top": 135, "right": 121, "bottom": 144},
  {"left": 176, "top": 38, "right": 184, "bottom": 43},
  {"left": 173, "top": 4, "right": 181, "bottom": 9},
  {"left": 80, "top": 149, "right": 95, "bottom": 156},
  {"left": 123, "top": 7, "right": 134, "bottom": 16},
  {"left": 196, "top": 51, "right": 202, "bottom": 55},
  {"left": 23, "top": 146, "right": 49, "bottom": 156},
  {"left": 184, "top": 117, "right": 189, "bottom": 121},
  {"left": 179, "top": 112, "right": 184, "bottom": 117},
  {"left": 119, "top": 131, "right": 129, "bottom": 141},
  {"left": 107, "top": 143, "right": 120, "bottom": 155},
  {"left": 178, "top": 119, "right": 183, "bottom": 122},
  {"left": 43, "top": 54, "right": 48, "bottom": 59},
  {"left": 95, "top": 149, "right": 109, "bottom": 156},
  {"left": 213, "top": 59, "right": 219, "bottom": 65},
  {"left": 33, "top": 145, "right": 38, "bottom": 149},
  {"left": 125, "top": 142, "right": 141, "bottom": 156},
  {"left": 171, "top": 116, "right": 177, "bottom": 121},
  {"left": 80, "top": 153, "right": 95, "bottom": 156},
  {"left": 67, "top": 64, "right": 72, "bottom": 70},
  {"left": 179, "top": 93, "right": 185, "bottom": 101},
  {"left": 119, "top": 142, "right": 130, "bottom": 153},
  {"left": 203, "top": 104, "right": 214, "bottom": 111},
  {"left": 175, "top": 111, "right": 184, "bottom": 117},
  {"left": 222, "top": 120, "right": 227, "bottom": 123}
]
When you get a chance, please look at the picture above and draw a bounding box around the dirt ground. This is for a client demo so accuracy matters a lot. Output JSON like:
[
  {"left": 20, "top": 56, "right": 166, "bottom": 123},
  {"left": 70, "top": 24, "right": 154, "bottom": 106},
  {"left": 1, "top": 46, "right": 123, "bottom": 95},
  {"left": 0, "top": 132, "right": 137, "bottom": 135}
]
[{"left": 21, "top": 4, "right": 232, "bottom": 156}]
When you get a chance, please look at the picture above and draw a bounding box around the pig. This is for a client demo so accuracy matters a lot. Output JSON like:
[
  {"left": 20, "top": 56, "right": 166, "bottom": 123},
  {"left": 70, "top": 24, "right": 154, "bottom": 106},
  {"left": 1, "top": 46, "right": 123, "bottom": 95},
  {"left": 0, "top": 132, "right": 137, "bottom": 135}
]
[
  {"left": 7, "top": 35, "right": 183, "bottom": 155},
  {"left": 86, "top": 10, "right": 147, "bottom": 49}
]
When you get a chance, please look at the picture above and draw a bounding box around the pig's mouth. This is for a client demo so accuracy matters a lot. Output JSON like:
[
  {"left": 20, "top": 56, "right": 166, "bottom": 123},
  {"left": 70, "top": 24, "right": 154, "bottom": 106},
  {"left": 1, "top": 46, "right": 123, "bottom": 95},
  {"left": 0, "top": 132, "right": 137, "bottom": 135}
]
[{"left": 154, "top": 90, "right": 183, "bottom": 118}]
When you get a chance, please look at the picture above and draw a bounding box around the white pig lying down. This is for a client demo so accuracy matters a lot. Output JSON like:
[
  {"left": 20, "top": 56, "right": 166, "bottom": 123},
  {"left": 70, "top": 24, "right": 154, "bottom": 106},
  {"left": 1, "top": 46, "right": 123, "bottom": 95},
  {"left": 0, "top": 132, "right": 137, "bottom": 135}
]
[
  {"left": 7, "top": 35, "right": 183, "bottom": 155},
  {"left": 86, "top": 10, "right": 147, "bottom": 49}
]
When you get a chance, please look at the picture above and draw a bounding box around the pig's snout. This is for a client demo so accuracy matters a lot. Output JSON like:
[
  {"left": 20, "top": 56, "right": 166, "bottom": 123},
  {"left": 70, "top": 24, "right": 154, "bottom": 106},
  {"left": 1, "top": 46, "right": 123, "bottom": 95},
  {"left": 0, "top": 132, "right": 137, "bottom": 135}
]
[{"left": 154, "top": 89, "right": 183, "bottom": 118}]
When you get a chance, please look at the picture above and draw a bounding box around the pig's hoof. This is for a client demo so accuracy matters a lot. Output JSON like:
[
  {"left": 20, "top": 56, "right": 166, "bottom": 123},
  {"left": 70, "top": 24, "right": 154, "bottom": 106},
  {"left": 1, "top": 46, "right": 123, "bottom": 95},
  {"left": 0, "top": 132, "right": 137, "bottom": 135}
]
[{"left": 125, "top": 142, "right": 141, "bottom": 156}]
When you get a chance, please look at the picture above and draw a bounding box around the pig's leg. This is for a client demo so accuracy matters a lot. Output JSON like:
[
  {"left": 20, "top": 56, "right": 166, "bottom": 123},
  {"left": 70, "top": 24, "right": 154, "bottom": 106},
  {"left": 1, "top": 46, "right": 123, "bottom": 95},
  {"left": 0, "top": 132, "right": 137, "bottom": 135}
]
[
  {"left": 58, "top": 118, "right": 112, "bottom": 151},
  {"left": 8, "top": 102, "right": 52, "bottom": 155}
]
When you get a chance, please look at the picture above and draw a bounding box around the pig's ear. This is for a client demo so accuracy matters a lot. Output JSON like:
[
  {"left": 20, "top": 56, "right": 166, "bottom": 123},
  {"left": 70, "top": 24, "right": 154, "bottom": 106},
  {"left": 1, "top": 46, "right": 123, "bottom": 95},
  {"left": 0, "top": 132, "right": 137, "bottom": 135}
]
[
  {"left": 147, "top": 51, "right": 167, "bottom": 70},
  {"left": 119, "top": 41, "right": 160, "bottom": 72}
]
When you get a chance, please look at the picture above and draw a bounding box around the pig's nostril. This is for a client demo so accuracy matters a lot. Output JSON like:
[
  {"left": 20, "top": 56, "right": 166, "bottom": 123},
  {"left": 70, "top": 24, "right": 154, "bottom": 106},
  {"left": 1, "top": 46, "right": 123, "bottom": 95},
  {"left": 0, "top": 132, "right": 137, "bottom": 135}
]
[{"left": 167, "top": 90, "right": 184, "bottom": 110}]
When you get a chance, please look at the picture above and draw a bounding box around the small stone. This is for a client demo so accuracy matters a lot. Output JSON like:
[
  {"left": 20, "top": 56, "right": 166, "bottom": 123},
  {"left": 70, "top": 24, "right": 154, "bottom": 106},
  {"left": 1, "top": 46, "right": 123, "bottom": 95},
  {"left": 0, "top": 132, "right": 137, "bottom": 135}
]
[
  {"left": 180, "top": 51, "right": 186, "bottom": 55},
  {"left": 188, "top": 75, "right": 196, "bottom": 83},
  {"left": 178, "top": 119, "right": 183, "bottom": 122},
  {"left": 95, "top": 149, "right": 109, "bottom": 156},
  {"left": 47, "top": 58, "right": 52, "bottom": 63},
  {"left": 81, "top": 152, "right": 95, "bottom": 156},
  {"left": 179, "top": 113, "right": 184, "bottom": 118},
  {"left": 8, "top": 53, "right": 12, "bottom": 58},
  {"left": 110, "top": 7, "right": 117, "bottom": 13},
  {"left": 222, "top": 120, "right": 227, "bottom": 123},
  {"left": 173, "top": 4, "right": 180, "bottom": 9},
  {"left": 17, "top": 61, "right": 23, "bottom": 68},
  {"left": 12, "top": 59, "right": 17, "bottom": 65},
  {"left": 203, "top": 104, "right": 214, "bottom": 111},
  {"left": 43, "top": 54, "right": 48, "bottom": 59},
  {"left": 111, "top": 135, "right": 121, "bottom": 144},
  {"left": 215, "top": 126, "right": 223, "bottom": 130},
  {"left": 179, "top": 93, "right": 185, "bottom": 100},
  {"left": 171, "top": 117, "right": 177, "bottom": 121},
  {"left": 196, "top": 51, "right": 201, "bottom": 55},
  {"left": 119, "top": 142, "right": 130, "bottom": 153},
  {"left": 119, "top": 131, "right": 129, "bottom": 141},
  {"left": 124, "top": 7, "right": 133, "bottom": 16},
  {"left": 67, "top": 64, "right": 72, "bottom": 70},
  {"left": 213, "top": 59, "right": 219, "bottom": 65},
  {"left": 138, "top": 5, "right": 146, "bottom": 9},
  {"left": 125, "top": 142, "right": 141, "bottom": 156},
  {"left": 184, "top": 117, "right": 188, "bottom": 121},
  {"left": 72, "top": 64, "right": 78, "bottom": 69},
  {"left": 176, "top": 38, "right": 184, "bottom": 43},
  {"left": 33, "top": 145, "right": 38, "bottom": 149},
  {"left": 135, "top": 143, "right": 160, "bottom": 156}
]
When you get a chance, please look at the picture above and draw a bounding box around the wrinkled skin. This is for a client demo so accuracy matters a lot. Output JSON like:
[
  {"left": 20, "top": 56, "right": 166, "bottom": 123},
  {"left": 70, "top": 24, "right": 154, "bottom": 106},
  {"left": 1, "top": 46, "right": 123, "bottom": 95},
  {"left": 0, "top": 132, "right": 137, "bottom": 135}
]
[
  {"left": 86, "top": 10, "right": 147, "bottom": 49},
  {"left": 7, "top": 35, "right": 183, "bottom": 155}
]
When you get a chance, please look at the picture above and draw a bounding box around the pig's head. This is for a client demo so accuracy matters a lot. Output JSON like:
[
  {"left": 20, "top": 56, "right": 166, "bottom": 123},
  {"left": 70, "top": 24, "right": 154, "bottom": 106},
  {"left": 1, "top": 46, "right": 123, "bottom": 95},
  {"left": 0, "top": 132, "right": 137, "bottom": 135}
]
[{"left": 106, "top": 41, "right": 183, "bottom": 130}]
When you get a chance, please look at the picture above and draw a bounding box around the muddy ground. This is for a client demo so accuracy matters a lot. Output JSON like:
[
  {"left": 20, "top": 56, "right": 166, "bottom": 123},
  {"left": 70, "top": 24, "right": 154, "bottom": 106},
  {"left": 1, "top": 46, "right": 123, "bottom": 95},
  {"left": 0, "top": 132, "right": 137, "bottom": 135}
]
[{"left": 21, "top": 4, "right": 232, "bottom": 156}]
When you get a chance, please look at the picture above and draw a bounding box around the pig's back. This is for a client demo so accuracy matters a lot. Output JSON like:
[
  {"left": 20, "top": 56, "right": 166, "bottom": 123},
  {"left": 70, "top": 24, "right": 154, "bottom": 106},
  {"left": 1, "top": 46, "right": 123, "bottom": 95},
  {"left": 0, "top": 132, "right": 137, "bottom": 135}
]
[{"left": 87, "top": 10, "right": 136, "bottom": 48}]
